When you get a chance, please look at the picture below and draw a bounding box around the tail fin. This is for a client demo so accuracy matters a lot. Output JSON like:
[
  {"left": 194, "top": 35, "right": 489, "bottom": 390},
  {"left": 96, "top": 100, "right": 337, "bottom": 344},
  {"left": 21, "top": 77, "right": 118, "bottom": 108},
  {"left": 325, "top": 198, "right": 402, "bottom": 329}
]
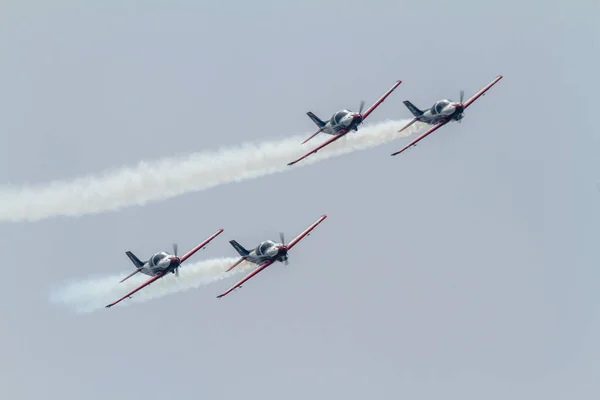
[
  {"left": 306, "top": 112, "right": 326, "bottom": 128},
  {"left": 403, "top": 101, "right": 424, "bottom": 117},
  {"left": 125, "top": 251, "right": 144, "bottom": 268},
  {"left": 229, "top": 240, "right": 250, "bottom": 257}
]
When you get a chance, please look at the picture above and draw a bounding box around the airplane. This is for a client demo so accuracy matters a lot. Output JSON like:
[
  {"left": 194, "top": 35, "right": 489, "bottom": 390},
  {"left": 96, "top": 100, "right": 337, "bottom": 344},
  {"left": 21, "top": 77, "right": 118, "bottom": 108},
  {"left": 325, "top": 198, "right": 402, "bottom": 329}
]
[
  {"left": 216, "top": 215, "right": 327, "bottom": 298},
  {"left": 287, "top": 80, "right": 402, "bottom": 166},
  {"left": 390, "top": 74, "right": 503, "bottom": 156},
  {"left": 105, "top": 228, "right": 224, "bottom": 308}
]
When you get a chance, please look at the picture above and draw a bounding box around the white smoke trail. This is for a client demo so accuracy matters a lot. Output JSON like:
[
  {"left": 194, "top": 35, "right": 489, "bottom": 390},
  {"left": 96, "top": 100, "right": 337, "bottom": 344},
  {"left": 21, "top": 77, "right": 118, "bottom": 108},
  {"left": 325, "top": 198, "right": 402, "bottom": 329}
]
[
  {"left": 1, "top": 119, "right": 424, "bottom": 222},
  {"left": 50, "top": 257, "right": 252, "bottom": 313}
]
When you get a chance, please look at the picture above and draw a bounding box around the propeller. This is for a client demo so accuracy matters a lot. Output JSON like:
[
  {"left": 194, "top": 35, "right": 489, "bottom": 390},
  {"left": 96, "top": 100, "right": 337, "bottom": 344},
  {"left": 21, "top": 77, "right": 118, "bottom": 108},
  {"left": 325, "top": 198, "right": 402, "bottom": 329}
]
[
  {"left": 358, "top": 100, "right": 365, "bottom": 115},
  {"left": 458, "top": 90, "right": 465, "bottom": 123},
  {"left": 279, "top": 232, "right": 289, "bottom": 265},
  {"left": 172, "top": 243, "right": 180, "bottom": 277}
]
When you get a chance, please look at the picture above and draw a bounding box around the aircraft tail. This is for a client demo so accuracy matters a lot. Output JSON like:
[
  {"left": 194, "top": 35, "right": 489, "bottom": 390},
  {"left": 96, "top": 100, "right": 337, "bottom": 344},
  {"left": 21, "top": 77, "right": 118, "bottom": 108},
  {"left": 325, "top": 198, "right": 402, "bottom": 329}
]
[
  {"left": 229, "top": 240, "right": 250, "bottom": 257},
  {"left": 125, "top": 251, "right": 144, "bottom": 268},
  {"left": 306, "top": 112, "right": 326, "bottom": 128},
  {"left": 403, "top": 100, "right": 424, "bottom": 117},
  {"left": 120, "top": 251, "right": 145, "bottom": 283}
]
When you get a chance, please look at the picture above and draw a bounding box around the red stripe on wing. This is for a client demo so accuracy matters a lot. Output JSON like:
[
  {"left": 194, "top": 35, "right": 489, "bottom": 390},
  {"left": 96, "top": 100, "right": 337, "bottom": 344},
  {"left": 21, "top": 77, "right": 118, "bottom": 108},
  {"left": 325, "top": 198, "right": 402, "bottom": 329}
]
[
  {"left": 286, "top": 215, "right": 327, "bottom": 251},
  {"left": 106, "top": 272, "right": 165, "bottom": 308},
  {"left": 287, "top": 133, "right": 345, "bottom": 166},
  {"left": 463, "top": 75, "right": 503, "bottom": 109},
  {"left": 179, "top": 228, "right": 224, "bottom": 263},
  {"left": 216, "top": 259, "right": 276, "bottom": 298},
  {"left": 361, "top": 80, "right": 402, "bottom": 120},
  {"left": 390, "top": 121, "right": 447, "bottom": 156}
]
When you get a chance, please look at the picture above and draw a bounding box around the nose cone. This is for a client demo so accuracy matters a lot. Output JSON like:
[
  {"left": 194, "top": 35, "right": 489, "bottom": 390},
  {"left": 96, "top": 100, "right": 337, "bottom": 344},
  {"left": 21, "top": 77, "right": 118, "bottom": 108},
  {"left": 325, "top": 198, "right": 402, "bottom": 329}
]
[{"left": 277, "top": 245, "right": 288, "bottom": 255}]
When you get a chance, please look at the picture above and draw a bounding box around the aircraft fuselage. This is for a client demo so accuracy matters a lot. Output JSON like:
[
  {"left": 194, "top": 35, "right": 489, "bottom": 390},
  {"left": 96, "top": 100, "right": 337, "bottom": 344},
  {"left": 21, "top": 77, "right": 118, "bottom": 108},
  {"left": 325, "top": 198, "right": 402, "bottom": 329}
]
[
  {"left": 418, "top": 99, "right": 464, "bottom": 125},
  {"left": 321, "top": 109, "right": 363, "bottom": 136},
  {"left": 139, "top": 251, "right": 180, "bottom": 276},
  {"left": 244, "top": 240, "right": 289, "bottom": 265}
]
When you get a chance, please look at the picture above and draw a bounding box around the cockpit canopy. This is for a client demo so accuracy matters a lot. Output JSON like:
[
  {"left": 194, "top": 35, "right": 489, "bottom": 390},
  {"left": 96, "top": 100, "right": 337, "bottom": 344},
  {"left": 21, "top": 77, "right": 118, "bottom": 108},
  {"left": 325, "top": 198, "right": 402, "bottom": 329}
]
[
  {"left": 331, "top": 110, "right": 351, "bottom": 125},
  {"left": 431, "top": 100, "right": 451, "bottom": 114},
  {"left": 256, "top": 241, "right": 276, "bottom": 256},
  {"left": 150, "top": 252, "right": 169, "bottom": 266}
]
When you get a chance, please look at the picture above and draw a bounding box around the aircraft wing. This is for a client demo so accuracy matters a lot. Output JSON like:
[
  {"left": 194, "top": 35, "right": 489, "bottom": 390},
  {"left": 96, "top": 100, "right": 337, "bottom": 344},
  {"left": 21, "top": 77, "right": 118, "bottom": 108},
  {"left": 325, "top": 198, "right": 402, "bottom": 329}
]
[
  {"left": 287, "top": 133, "right": 345, "bottom": 166},
  {"left": 179, "top": 228, "right": 224, "bottom": 263},
  {"left": 286, "top": 214, "right": 327, "bottom": 250},
  {"left": 106, "top": 272, "right": 165, "bottom": 308},
  {"left": 361, "top": 80, "right": 402, "bottom": 120},
  {"left": 390, "top": 121, "right": 447, "bottom": 156},
  {"left": 216, "top": 259, "right": 276, "bottom": 298},
  {"left": 463, "top": 75, "right": 503, "bottom": 109}
]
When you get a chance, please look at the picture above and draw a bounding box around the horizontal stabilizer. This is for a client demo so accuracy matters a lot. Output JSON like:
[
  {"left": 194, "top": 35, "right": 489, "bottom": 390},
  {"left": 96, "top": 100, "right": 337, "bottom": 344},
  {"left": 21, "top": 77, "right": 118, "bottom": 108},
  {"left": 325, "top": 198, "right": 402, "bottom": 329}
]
[
  {"left": 225, "top": 257, "right": 247, "bottom": 272},
  {"left": 302, "top": 128, "right": 323, "bottom": 144},
  {"left": 119, "top": 268, "right": 143, "bottom": 283},
  {"left": 398, "top": 118, "right": 418, "bottom": 133}
]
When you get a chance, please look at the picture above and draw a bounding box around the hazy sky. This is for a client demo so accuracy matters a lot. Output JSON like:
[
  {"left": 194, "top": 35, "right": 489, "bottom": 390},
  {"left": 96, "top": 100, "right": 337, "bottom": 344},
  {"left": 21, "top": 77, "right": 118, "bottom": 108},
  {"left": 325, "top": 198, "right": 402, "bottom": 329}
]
[{"left": 1, "top": 1, "right": 599, "bottom": 399}]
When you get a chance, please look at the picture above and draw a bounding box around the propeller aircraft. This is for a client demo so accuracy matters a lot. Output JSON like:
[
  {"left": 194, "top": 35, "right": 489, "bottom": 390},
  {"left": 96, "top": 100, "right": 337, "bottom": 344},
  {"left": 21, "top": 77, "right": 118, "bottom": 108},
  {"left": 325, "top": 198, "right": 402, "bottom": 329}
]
[
  {"left": 216, "top": 215, "right": 328, "bottom": 298},
  {"left": 391, "top": 75, "right": 503, "bottom": 156},
  {"left": 287, "top": 80, "right": 402, "bottom": 166},
  {"left": 105, "top": 228, "right": 224, "bottom": 308}
]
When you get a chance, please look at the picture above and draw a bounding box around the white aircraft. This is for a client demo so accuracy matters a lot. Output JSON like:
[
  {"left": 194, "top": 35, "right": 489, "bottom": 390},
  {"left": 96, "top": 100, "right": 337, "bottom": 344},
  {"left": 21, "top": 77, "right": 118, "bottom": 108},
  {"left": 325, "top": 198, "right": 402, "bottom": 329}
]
[
  {"left": 391, "top": 75, "right": 503, "bottom": 156},
  {"left": 105, "top": 228, "right": 224, "bottom": 308},
  {"left": 216, "top": 215, "right": 328, "bottom": 298},
  {"left": 287, "top": 80, "right": 402, "bottom": 166}
]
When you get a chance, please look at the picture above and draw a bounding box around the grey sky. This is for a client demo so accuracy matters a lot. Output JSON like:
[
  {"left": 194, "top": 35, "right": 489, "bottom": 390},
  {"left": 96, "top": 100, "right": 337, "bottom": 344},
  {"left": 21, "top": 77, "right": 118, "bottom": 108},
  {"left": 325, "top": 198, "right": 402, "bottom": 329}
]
[{"left": 1, "top": 1, "right": 598, "bottom": 399}]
